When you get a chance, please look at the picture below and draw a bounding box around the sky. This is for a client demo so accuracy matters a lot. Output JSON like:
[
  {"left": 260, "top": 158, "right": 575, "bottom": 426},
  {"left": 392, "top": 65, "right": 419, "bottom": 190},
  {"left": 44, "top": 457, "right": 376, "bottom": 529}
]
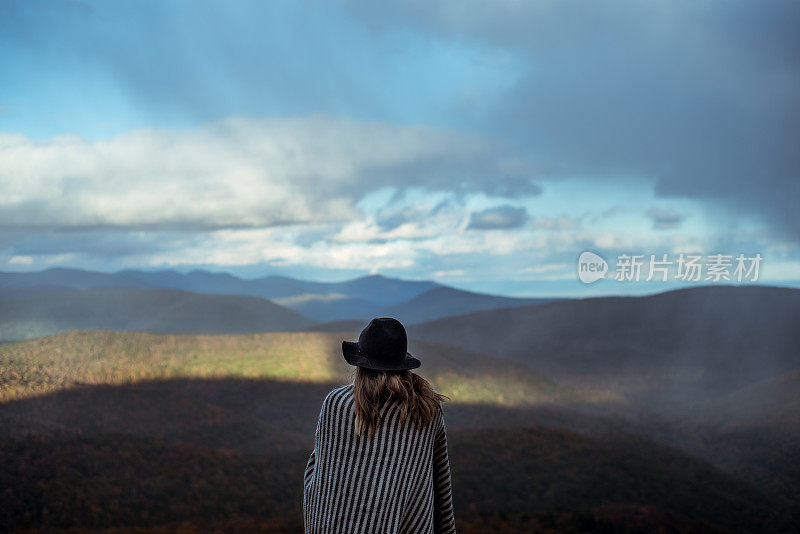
[{"left": 1, "top": 0, "right": 799, "bottom": 296}]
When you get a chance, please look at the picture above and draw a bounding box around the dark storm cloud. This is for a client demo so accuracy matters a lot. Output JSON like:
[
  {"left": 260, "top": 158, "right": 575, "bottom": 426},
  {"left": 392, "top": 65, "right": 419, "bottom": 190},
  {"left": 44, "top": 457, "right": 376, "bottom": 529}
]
[
  {"left": 347, "top": 0, "right": 800, "bottom": 240},
  {"left": 481, "top": 178, "right": 542, "bottom": 198},
  {"left": 466, "top": 205, "right": 528, "bottom": 230},
  {"left": 4, "top": 0, "right": 799, "bottom": 253}
]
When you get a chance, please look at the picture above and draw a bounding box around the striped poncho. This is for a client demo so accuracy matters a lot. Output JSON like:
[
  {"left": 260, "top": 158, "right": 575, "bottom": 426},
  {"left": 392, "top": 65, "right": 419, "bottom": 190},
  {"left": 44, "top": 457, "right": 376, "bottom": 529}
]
[{"left": 303, "top": 384, "right": 456, "bottom": 534}]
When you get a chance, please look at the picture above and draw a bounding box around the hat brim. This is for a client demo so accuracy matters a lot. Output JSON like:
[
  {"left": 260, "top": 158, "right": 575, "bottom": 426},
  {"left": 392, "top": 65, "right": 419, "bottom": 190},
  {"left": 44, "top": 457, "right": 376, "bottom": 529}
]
[{"left": 342, "top": 341, "right": 421, "bottom": 371}]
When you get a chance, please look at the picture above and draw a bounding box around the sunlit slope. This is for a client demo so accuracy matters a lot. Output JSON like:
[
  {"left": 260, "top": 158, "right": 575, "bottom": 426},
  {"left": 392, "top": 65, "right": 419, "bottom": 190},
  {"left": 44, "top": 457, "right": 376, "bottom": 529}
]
[{"left": 0, "top": 330, "right": 618, "bottom": 405}]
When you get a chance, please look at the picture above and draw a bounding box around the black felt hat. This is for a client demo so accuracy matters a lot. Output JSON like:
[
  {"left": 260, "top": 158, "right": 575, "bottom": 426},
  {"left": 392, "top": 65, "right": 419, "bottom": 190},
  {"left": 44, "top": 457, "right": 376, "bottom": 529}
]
[{"left": 342, "top": 318, "right": 421, "bottom": 371}]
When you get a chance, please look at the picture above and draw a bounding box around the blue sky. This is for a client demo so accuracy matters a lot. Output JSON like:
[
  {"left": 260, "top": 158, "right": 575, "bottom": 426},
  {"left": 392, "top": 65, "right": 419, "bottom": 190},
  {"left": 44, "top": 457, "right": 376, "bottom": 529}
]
[{"left": 1, "top": 0, "right": 799, "bottom": 296}]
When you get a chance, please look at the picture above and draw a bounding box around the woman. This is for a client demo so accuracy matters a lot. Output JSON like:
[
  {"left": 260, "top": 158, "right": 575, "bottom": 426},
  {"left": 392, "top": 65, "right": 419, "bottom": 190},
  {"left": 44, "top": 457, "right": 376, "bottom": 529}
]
[{"left": 303, "top": 318, "right": 456, "bottom": 534}]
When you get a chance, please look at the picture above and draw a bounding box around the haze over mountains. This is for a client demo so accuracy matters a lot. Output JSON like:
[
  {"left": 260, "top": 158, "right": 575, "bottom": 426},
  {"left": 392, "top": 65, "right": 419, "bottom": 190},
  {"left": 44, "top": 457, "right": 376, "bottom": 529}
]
[
  {"left": 410, "top": 285, "right": 800, "bottom": 411},
  {"left": 376, "top": 285, "right": 559, "bottom": 324}
]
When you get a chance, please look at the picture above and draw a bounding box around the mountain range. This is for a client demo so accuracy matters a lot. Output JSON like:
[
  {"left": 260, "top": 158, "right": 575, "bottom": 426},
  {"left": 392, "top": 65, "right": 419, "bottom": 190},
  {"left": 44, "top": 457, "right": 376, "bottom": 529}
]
[
  {"left": 0, "top": 267, "right": 554, "bottom": 337},
  {"left": 2, "top": 267, "right": 799, "bottom": 531}
]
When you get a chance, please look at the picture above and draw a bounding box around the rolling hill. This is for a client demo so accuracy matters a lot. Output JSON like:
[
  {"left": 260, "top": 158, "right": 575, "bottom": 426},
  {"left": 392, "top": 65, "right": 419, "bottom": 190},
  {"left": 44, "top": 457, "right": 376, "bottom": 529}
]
[
  {"left": 699, "top": 368, "right": 800, "bottom": 430},
  {"left": 272, "top": 293, "right": 381, "bottom": 322},
  {"left": 375, "top": 285, "right": 561, "bottom": 324},
  {"left": 1, "top": 329, "right": 798, "bottom": 532},
  {"left": 409, "top": 285, "right": 800, "bottom": 409},
  {"left": 0, "top": 287, "right": 314, "bottom": 342}
]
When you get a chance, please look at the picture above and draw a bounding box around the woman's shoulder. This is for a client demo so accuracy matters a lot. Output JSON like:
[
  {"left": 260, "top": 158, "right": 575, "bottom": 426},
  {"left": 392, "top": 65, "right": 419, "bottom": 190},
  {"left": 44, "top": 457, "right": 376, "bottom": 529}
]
[{"left": 321, "top": 384, "right": 354, "bottom": 407}]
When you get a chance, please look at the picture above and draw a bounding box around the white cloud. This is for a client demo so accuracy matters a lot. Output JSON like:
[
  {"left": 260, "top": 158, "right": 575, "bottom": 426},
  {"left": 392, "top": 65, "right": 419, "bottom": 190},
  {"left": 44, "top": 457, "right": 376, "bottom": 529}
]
[
  {"left": 431, "top": 269, "right": 466, "bottom": 278},
  {"left": 2, "top": 115, "right": 792, "bottom": 288},
  {"left": 274, "top": 293, "right": 351, "bottom": 306},
  {"left": 518, "top": 263, "right": 570, "bottom": 275},
  {"left": 8, "top": 255, "right": 33, "bottom": 265},
  {"left": 0, "top": 116, "right": 536, "bottom": 231},
  {"left": 333, "top": 218, "right": 438, "bottom": 243},
  {"left": 134, "top": 227, "right": 422, "bottom": 271}
]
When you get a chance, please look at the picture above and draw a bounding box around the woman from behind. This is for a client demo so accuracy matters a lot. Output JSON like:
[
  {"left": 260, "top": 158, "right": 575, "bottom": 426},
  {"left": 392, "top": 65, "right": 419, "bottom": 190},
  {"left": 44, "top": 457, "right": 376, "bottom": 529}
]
[{"left": 303, "top": 318, "right": 456, "bottom": 534}]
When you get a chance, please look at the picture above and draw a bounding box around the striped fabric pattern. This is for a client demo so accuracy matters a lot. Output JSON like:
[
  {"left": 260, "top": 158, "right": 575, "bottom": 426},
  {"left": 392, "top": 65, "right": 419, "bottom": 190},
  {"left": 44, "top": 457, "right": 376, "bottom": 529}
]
[{"left": 303, "top": 384, "right": 456, "bottom": 534}]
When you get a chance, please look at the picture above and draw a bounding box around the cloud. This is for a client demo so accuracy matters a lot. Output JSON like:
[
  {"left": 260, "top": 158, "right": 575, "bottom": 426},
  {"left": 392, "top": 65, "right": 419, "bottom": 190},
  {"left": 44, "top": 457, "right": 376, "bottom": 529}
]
[
  {"left": 3, "top": 0, "right": 799, "bottom": 293},
  {"left": 466, "top": 205, "right": 528, "bottom": 230},
  {"left": 431, "top": 269, "right": 466, "bottom": 278},
  {"left": 8, "top": 255, "right": 33, "bottom": 265},
  {"left": 273, "top": 293, "right": 350, "bottom": 306},
  {"left": 646, "top": 207, "right": 685, "bottom": 230},
  {"left": 333, "top": 218, "right": 438, "bottom": 243},
  {"left": 347, "top": 0, "right": 800, "bottom": 240},
  {"left": 374, "top": 202, "right": 451, "bottom": 233},
  {"left": 0, "top": 116, "right": 539, "bottom": 231}
]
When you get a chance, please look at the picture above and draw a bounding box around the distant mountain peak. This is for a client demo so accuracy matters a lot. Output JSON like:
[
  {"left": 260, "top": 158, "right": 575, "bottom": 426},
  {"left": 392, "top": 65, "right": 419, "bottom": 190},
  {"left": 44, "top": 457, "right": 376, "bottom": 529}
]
[
  {"left": 42, "top": 266, "right": 92, "bottom": 274},
  {"left": 354, "top": 273, "right": 388, "bottom": 281}
]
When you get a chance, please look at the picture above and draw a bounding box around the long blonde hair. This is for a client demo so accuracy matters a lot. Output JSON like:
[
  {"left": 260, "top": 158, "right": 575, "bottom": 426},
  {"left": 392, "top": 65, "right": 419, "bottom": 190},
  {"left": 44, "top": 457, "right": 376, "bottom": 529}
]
[{"left": 353, "top": 367, "right": 447, "bottom": 438}]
